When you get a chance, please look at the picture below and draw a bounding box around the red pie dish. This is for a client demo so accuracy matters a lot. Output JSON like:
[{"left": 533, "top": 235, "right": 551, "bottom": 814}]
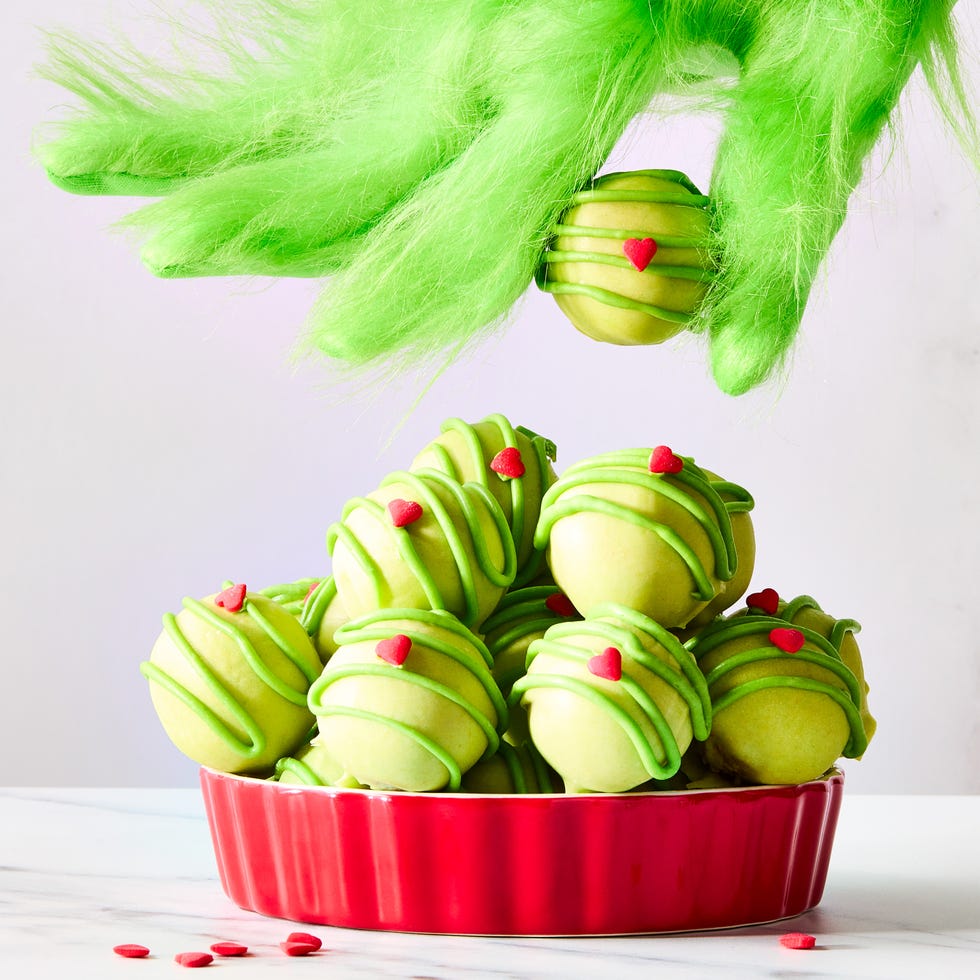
[{"left": 200, "top": 766, "right": 843, "bottom": 936}]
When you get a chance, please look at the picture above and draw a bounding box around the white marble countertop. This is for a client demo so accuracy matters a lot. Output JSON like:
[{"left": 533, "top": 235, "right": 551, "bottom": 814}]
[{"left": 1, "top": 789, "right": 977, "bottom": 978}]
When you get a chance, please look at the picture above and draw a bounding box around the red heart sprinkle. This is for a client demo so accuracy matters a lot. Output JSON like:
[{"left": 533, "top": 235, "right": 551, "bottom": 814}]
[
  {"left": 623, "top": 237, "right": 657, "bottom": 271},
  {"left": 746, "top": 588, "right": 780, "bottom": 615},
  {"left": 215, "top": 583, "right": 246, "bottom": 612},
  {"left": 286, "top": 932, "right": 323, "bottom": 951},
  {"left": 304, "top": 580, "right": 320, "bottom": 601},
  {"left": 770, "top": 627, "right": 805, "bottom": 653},
  {"left": 113, "top": 944, "right": 150, "bottom": 958},
  {"left": 779, "top": 933, "right": 816, "bottom": 949},
  {"left": 376, "top": 634, "right": 412, "bottom": 666},
  {"left": 648, "top": 445, "right": 683, "bottom": 474},
  {"left": 388, "top": 498, "right": 423, "bottom": 527},
  {"left": 281, "top": 941, "right": 319, "bottom": 957},
  {"left": 545, "top": 593, "right": 577, "bottom": 617},
  {"left": 490, "top": 446, "right": 526, "bottom": 479},
  {"left": 210, "top": 941, "right": 248, "bottom": 957},
  {"left": 174, "top": 951, "right": 213, "bottom": 968},
  {"left": 588, "top": 646, "right": 622, "bottom": 681}
]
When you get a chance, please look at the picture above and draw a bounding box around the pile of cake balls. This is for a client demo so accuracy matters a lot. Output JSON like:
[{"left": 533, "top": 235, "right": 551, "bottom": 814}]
[{"left": 142, "top": 414, "right": 875, "bottom": 794}]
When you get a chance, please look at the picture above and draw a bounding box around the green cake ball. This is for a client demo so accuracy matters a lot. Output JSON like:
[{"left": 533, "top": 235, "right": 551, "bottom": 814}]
[
  {"left": 299, "top": 576, "right": 349, "bottom": 665},
  {"left": 481, "top": 585, "right": 582, "bottom": 744},
  {"left": 308, "top": 608, "right": 508, "bottom": 791},
  {"left": 460, "top": 740, "right": 563, "bottom": 794},
  {"left": 512, "top": 603, "right": 711, "bottom": 793},
  {"left": 685, "top": 469, "right": 756, "bottom": 629},
  {"left": 327, "top": 469, "right": 516, "bottom": 630},
  {"left": 480, "top": 586, "right": 582, "bottom": 697},
  {"left": 535, "top": 447, "right": 752, "bottom": 628},
  {"left": 410, "top": 414, "right": 558, "bottom": 586},
  {"left": 257, "top": 578, "right": 320, "bottom": 617},
  {"left": 274, "top": 737, "right": 363, "bottom": 788},
  {"left": 745, "top": 591, "right": 877, "bottom": 750},
  {"left": 141, "top": 584, "right": 322, "bottom": 775},
  {"left": 536, "top": 169, "right": 713, "bottom": 346},
  {"left": 688, "top": 592, "right": 871, "bottom": 785}
]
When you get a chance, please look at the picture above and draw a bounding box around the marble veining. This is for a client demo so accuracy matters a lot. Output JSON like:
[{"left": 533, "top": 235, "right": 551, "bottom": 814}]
[{"left": 0, "top": 791, "right": 977, "bottom": 979}]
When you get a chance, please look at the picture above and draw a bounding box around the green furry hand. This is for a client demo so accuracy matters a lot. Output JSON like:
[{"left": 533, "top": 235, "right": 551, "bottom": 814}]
[{"left": 37, "top": 1, "right": 975, "bottom": 394}]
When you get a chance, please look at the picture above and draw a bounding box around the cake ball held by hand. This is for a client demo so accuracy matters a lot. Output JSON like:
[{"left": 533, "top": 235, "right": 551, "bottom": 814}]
[{"left": 536, "top": 169, "right": 713, "bottom": 346}]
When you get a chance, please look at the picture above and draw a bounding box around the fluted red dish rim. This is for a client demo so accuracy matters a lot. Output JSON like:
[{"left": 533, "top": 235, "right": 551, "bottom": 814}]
[
  {"left": 200, "top": 766, "right": 844, "bottom": 936},
  {"left": 203, "top": 764, "right": 842, "bottom": 798}
]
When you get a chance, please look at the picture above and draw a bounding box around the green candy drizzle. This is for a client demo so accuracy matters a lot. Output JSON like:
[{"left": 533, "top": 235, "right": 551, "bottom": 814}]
[
  {"left": 569, "top": 168, "right": 707, "bottom": 199},
  {"left": 534, "top": 276, "right": 700, "bottom": 324},
  {"left": 273, "top": 756, "right": 325, "bottom": 786},
  {"left": 779, "top": 594, "right": 862, "bottom": 650},
  {"left": 258, "top": 578, "right": 318, "bottom": 616},
  {"left": 299, "top": 575, "right": 338, "bottom": 636},
  {"left": 498, "top": 742, "right": 529, "bottom": 794},
  {"left": 488, "top": 741, "right": 557, "bottom": 794},
  {"left": 527, "top": 741, "right": 559, "bottom": 793},
  {"left": 541, "top": 249, "right": 714, "bottom": 281},
  {"left": 242, "top": 600, "right": 322, "bottom": 690},
  {"left": 548, "top": 224, "right": 712, "bottom": 248}
]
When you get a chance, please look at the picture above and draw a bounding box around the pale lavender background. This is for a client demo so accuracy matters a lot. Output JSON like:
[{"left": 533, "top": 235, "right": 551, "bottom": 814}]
[{"left": 2, "top": 1, "right": 978, "bottom": 790}]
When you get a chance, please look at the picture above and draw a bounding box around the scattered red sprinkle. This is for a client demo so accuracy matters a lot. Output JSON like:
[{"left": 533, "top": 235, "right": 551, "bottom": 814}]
[
  {"left": 770, "top": 627, "right": 805, "bottom": 653},
  {"left": 113, "top": 944, "right": 150, "bottom": 958},
  {"left": 780, "top": 932, "right": 817, "bottom": 949},
  {"left": 588, "top": 646, "right": 623, "bottom": 681},
  {"left": 286, "top": 932, "right": 323, "bottom": 951},
  {"left": 210, "top": 941, "right": 248, "bottom": 957},
  {"left": 376, "top": 633, "right": 412, "bottom": 666},
  {"left": 304, "top": 580, "right": 320, "bottom": 601},
  {"left": 388, "top": 498, "right": 424, "bottom": 527},
  {"left": 545, "top": 592, "right": 577, "bottom": 617},
  {"left": 490, "top": 447, "right": 526, "bottom": 479},
  {"left": 623, "top": 236, "right": 658, "bottom": 271},
  {"left": 280, "top": 941, "right": 319, "bottom": 957},
  {"left": 746, "top": 587, "right": 780, "bottom": 616},
  {"left": 215, "top": 583, "right": 247, "bottom": 613},
  {"left": 649, "top": 445, "right": 683, "bottom": 474},
  {"left": 174, "top": 951, "right": 213, "bottom": 968}
]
